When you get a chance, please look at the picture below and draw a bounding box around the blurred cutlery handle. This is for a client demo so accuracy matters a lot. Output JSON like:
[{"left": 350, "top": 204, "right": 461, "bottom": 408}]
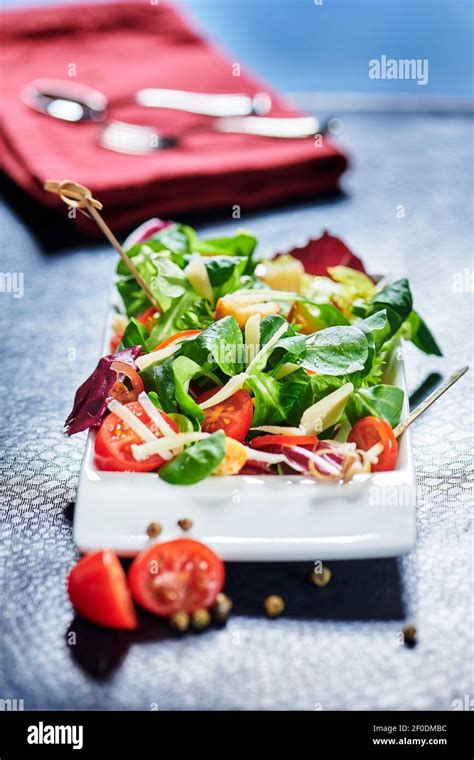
[
  {"left": 136, "top": 89, "right": 271, "bottom": 117},
  {"left": 214, "top": 115, "right": 320, "bottom": 138}
]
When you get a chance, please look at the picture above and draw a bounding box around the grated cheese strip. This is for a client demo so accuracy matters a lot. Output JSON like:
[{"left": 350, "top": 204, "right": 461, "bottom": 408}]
[
  {"left": 107, "top": 399, "right": 157, "bottom": 442},
  {"left": 137, "top": 392, "right": 175, "bottom": 436},
  {"left": 273, "top": 362, "right": 300, "bottom": 380},
  {"left": 244, "top": 447, "right": 290, "bottom": 465},
  {"left": 244, "top": 313, "right": 260, "bottom": 367},
  {"left": 246, "top": 321, "right": 288, "bottom": 374},
  {"left": 137, "top": 392, "right": 174, "bottom": 459},
  {"left": 131, "top": 431, "right": 210, "bottom": 461},
  {"left": 185, "top": 255, "right": 214, "bottom": 304},
  {"left": 251, "top": 425, "right": 305, "bottom": 436},
  {"left": 198, "top": 373, "right": 249, "bottom": 410},
  {"left": 197, "top": 322, "right": 290, "bottom": 410},
  {"left": 135, "top": 343, "right": 181, "bottom": 371}
]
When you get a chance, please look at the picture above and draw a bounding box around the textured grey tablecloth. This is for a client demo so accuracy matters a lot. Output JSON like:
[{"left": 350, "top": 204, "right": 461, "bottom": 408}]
[{"left": 1, "top": 112, "right": 473, "bottom": 710}]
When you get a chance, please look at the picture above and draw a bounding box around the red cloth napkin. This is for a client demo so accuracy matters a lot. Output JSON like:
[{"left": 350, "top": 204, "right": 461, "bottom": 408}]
[{"left": 0, "top": 1, "right": 348, "bottom": 233}]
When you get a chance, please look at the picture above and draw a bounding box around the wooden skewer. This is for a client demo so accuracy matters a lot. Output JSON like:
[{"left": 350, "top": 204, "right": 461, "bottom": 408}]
[
  {"left": 44, "top": 179, "right": 160, "bottom": 312},
  {"left": 393, "top": 365, "right": 469, "bottom": 438}
]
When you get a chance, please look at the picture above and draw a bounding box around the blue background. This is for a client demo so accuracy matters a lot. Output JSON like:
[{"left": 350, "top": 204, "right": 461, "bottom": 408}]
[
  {"left": 181, "top": 0, "right": 473, "bottom": 95},
  {"left": 3, "top": 0, "right": 473, "bottom": 96}
]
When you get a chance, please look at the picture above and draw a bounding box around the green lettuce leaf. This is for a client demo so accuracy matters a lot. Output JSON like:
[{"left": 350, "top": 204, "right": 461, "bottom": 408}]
[
  {"left": 346, "top": 385, "right": 405, "bottom": 428},
  {"left": 159, "top": 430, "right": 226, "bottom": 485}
]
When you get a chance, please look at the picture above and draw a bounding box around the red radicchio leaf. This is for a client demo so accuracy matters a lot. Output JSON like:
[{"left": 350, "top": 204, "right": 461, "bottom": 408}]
[
  {"left": 64, "top": 345, "right": 142, "bottom": 435},
  {"left": 123, "top": 218, "right": 173, "bottom": 249},
  {"left": 276, "top": 230, "right": 366, "bottom": 276},
  {"left": 240, "top": 459, "right": 274, "bottom": 476}
]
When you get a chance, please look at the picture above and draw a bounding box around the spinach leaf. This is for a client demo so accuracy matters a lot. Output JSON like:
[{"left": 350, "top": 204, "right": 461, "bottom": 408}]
[
  {"left": 149, "top": 253, "right": 187, "bottom": 299},
  {"left": 299, "top": 326, "right": 369, "bottom": 376},
  {"left": 147, "top": 290, "right": 214, "bottom": 348},
  {"left": 346, "top": 385, "right": 404, "bottom": 428},
  {"left": 199, "top": 255, "right": 248, "bottom": 291},
  {"left": 371, "top": 278, "right": 413, "bottom": 320},
  {"left": 118, "top": 317, "right": 149, "bottom": 350},
  {"left": 153, "top": 223, "right": 197, "bottom": 257},
  {"left": 405, "top": 311, "right": 442, "bottom": 356},
  {"left": 139, "top": 358, "right": 177, "bottom": 413},
  {"left": 196, "top": 231, "right": 257, "bottom": 258},
  {"left": 354, "top": 310, "right": 390, "bottom": 352},
  {"left": 116, "top": 277, "right": 151, "bottom": 317},
  {"left": 172, "top": 356, "right": 205, "bottom": 423},
  {"left": 259, "top": 314, "right": 296, "bottom": 347},
  {"left": 159, "top": 430, "right": 226, "bottom": 485},
  {"left": 179, "top": 316, "right": 244, "bottom": 376},
  {"left": 365, "top": 279, "right": 413, "bottom": 337},
  {"left": 246, "top": 372, "right": 306, "bottom": 426}
]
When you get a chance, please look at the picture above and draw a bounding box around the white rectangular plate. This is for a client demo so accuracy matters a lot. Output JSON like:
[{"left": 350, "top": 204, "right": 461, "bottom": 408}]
[{"left": 74, "top": 345, "right": 416, "bottom": 560}]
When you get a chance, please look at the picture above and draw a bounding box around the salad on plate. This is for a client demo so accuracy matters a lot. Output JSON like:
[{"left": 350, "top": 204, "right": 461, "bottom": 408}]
[{"left": 65, "top": 220, "right": 441, "bottom": 486}]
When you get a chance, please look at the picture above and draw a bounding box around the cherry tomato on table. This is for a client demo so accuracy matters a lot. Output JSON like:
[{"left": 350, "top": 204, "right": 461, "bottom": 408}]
[
  {"left": 128, "top": 539, "right": 225, "bottom": 616},
  {"left": 250, "top": 434, "right": 318, "bottom": 450},
  {"left": 68, "top": 551, "right": 137, "bottom": 630},
  {"left": 94, "top": 401, "right": 178, "bottom": 472},
  {"left": 347, "top": 416, "right": 398, "bottom": 472},
  {"left": 195, "top": 387, "right": 253, "bottom": 442}
]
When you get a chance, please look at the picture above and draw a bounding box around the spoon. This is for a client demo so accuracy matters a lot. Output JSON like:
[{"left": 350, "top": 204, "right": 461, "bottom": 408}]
[{"left": 21, "top": 78, "right": 272, "bottom": 122}]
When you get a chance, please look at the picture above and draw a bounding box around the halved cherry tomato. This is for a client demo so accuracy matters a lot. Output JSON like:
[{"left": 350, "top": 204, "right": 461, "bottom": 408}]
[
  {"left": 109, "top": 360, "right": 144, "bottom": 404},
  {"left": 152, "top": 329, "right": 202, "bottom": 352},
  {"left": 128, "top": 539, "right": 225, "bottom": 616},
  {"left": 136, "top": 306, "right": 159, "bottom": 332},
  {"left": 250, "top": 434, "right": 319, "bottom": 450},
  {"left": 195, "top": 387, "right": 253, "bottom": 442},
  {"left": 94, "top": 401, "right": 178, "bottom": 472},
  {"left": 68, "top": 551, "right": 138, "bottom": 630},
  {"left": 347, "top": 416, "right": 398, "bottom": 472}
]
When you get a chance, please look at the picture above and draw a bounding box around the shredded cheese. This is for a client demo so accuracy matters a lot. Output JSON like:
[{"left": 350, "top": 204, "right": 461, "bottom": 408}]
[
  {"left": 184, "top": 255, "right": 214, "bottom": 304},
  {"left": 135, "top": 343, "right": 181, "bottom": 371},
  {"left": 244, "top": 447, "right": 290, "bottom": 465},
  {"left": 246, "top": 321, "right": 288, "bottom": 374},
  {"left": 244, "top": 313, "right": 260, "bottom": 367},
  {"left": 136, "top": 392, "right": 175, "bottom": 459},
  {"left": 107, "top": 399, "right": 157, "bottom": 442},
  {"left": 198, "top": 373, "right": 249, "bottom": 409},
  {"left": 273, "top": 362, "right": 300, "bottom": 379},
  {"left": 250, "top": 425, "right": 305, "bottom": 436},
  {"left": 137, "top": 392, "right": 175, "bottom": 436},
  {"left": 131, "top": 432, "right": 210, "bottom": 461},
  {"left": 300, "top": 382, "right": 354, "bottom": 435}
]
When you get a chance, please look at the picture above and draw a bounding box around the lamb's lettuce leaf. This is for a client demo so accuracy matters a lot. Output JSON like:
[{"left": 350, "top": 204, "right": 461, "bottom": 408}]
[
  {"left": 404, "top": 311, "right": 442, "bottom": 356},
  {"left": 297, "top": 326, "right": 369, "bottom": 376},
  {"left": 246, "top": 372, "right": 307, "bottom": 426},
  {"left": 159, "top": 430, "right": 226, "bottom": 485},
  {"left": 178, "top": 316, "right": 244, "bottom": 376},
  {"left": 172, "top": 357, "right": 205, "bottom": 423},
  {"left": 147, "top": 290, "right": 214, "bottom": 348},
  {"left": 118, "top": 317, "right": 149, "bottom": 351},
  {"left": 346, "top": 385, "right": 405, "bottom": 428}
]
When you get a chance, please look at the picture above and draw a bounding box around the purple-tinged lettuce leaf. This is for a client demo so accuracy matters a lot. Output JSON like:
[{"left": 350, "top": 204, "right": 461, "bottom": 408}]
[{"left": 64, "top": 345, "right": 142, "bottom": 435}]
